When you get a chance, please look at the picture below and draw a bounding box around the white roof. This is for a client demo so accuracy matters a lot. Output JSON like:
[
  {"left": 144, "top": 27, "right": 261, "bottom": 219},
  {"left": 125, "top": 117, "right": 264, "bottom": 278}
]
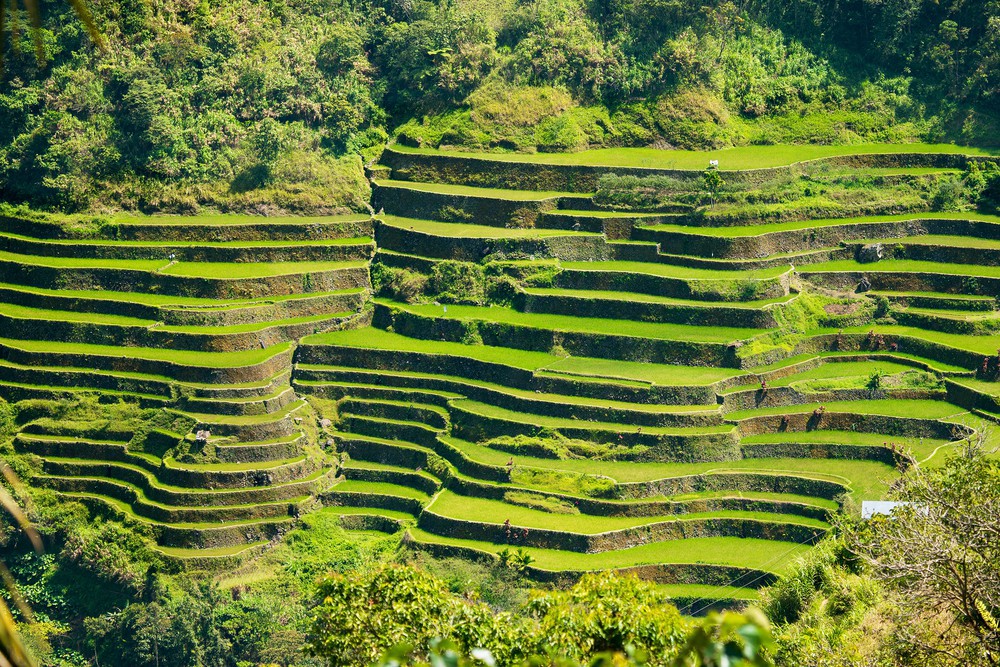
[{"left": 861, "top": 501, "right": 910, "bottom": 519}]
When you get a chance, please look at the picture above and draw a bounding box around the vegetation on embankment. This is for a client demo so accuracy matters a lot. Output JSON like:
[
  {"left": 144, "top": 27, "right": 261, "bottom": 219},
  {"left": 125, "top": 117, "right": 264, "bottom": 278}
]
[{"left": 2, "top": 0, "right": 1000, "bottom": 214}]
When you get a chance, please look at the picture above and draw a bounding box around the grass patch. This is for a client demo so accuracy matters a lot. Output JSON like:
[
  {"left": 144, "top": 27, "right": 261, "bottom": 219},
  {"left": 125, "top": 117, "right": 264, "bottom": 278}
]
[
  {"left": 441, "top": 436, "right": 894, "bottom": 499},
  {"left": 642, "top": 211, "right": 1000, "bottom": 237},
  {"left": 0, "top": 337, "right": 290, "bottom": 367},
  {"left": 453, "top": 399, "right": 730, "bottom": 434},
  {"left": 380, "top": 216, "right": 598, "bottom": 238},
  {"left": 725, "top": 398, "right": 967, "bottom": 421},
  {"left": 559, "top": 260, "right": 787, "bottom": 280},
  {"left": 301, "top": 326, "right": 559, "bottom": 370},
  {"left": 375, "top": 179, "right": 575, "bottom": 200},
  {"left": 383, "top": 300, "right": 763, "bottom": 343},
  {"left": 524, "top": 287, "right": 794, "bottom": 308},
  {"left": 390, "top": 143, "right": 996, "bottom": 170},
  {"left": 426, "top": 490, "right": 829, "bottom": 532},
  {"left": 161, "top": 260, "right": 367, "bottom": 279},
  {"left": 331, "top": 480, "right": 429, "bottom": 501},
  {"left": 407, "top": 527, "right": 813, "bottom": 574}
]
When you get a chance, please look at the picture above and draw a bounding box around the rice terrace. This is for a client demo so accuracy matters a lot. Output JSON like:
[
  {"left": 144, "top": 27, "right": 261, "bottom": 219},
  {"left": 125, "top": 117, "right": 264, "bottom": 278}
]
[{"left": 0, "top": 1, "right": 999, "bottom": 666}]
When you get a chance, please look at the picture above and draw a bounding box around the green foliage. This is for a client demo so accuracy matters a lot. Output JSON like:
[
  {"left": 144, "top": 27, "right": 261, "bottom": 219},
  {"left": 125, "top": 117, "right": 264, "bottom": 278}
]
[
  {"left": 401, "top": 552, "right": 531, "bottom": 610},
  {"left": 430, "top": 261, "right": 487, "bottom": 305},
  {"left": 866, "top": 368, "right": 884, "bottom": 392},
  {"left": 83, "top": 578, "right": 230, "bottom": 667},
  {"left": 60, "top": 519, "right": 164, "bottom": 593},
  {"left": 502, "top": 490, "right": 580, "bottom": 514},
  {"left": 673, "top": 609, "right": 774, "bottom": 667},
  {"left": 973, "top": 162, "right": 1000, "bottom": 212},
  {"left": 280, "top": 508, "right": 400, "bottom": 585},
  {"left": 496, "top": 548, "right": 535, "bottom": 573},
  {"left": 524, "top": 572, "right": 688, "bottom": 663},
  {"left": 849, "top": 444, "right": 1000, "bottom": 664},
  {"left": 0, "top": 398, "right": 15, "bottom": 440},
  {"left": 306, "top": 565, "right": 525, "bottom": 667},
  {"left": 485, "top": 432, "right": 647, "bottom": 461},
  {"left": 373, "top": 264, "right": 430, "bottom": 303},
  {"left": 509, "top": 467, "right": 617, "bottom": 498},
  {"left": 0, "top": 1, "right": 376, "bottom": 213},
  {"left": 703, "top": 168, "right": 725, "bottom": 206}
]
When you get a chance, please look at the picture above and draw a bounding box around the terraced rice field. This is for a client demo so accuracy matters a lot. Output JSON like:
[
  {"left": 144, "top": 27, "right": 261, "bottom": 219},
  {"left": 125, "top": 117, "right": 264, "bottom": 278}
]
[{"left": 5, "top": 142, "right": 1000, "bottom": 610}]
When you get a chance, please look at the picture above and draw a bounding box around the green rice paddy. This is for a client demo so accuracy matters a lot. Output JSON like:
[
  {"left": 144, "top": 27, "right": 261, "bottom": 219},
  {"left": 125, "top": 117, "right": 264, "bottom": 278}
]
[{"left": 5, "top": 142, "right": 996, "bottom": 601}]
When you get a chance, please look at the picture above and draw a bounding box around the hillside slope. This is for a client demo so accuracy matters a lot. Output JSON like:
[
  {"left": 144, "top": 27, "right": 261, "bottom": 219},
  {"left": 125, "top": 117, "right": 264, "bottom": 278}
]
[{"left": 1, "top": 0, "right": 997, "bottom": 215}]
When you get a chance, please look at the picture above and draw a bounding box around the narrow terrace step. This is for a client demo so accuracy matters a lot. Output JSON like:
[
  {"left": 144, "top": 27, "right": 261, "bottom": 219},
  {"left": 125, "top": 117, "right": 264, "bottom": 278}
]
[
  {"left": 296, "top": 374, "right": 722, "bottom": 427},
  {"left": 338, "top": 397, "right": 450, "bottom": 429},
  {"left": 62, "top": 492, "right": 296, "bottom": 549},
  {"left": 0, "top": 251, "right": 370, "bottom": 300},
  {"left": 0, "top": 283, "right": 367, "bottom": 327},
  {"left": 213, "top": 433, "right": 306, "bottom": 464},
  {"left": 28, "top": 456, "right": 337, "bottom": 507},
  {"left": 843, "top": 234, "right": 1000, "bottom": 267},
  {"left": 798, "top": 259, "right": 1000, "bottom": 297},
  {"left": 340, "top": 460, "right": 441, "bottom": 495},
  {"left": 445, "top": 474, "right": 831, "bottom": 522},
  {"left": 554, "top": 261, "right": 791, "bottom": 302},
  {"left": 418, "top": 492, "right": 826, "bottom": 553},
  {"left": 0, "top": 232, "right": 374, "bottom": 263},
  {"left": 36, "top": 474, "right": 311, "bottom": 524},
  {"left": 447, "top": 399, "right": 736, "bottom": 463},
  {"left": 0, "top": 380, "right": 169, "bottom": 407},
  {"left": 869, "top": 291, "right": 997, "bottom": 311},
  {"left": 0, "top": 358, "right": 175, "bottom": 399},
  {"left": 403, "top": 526, "right": 789, "bottom": 592},
  {"left": 180, "top": 385, "right": 299, "bottom": 417},
  {"left": 0, "top": 302, "right": 359, "bottom": 353},
  {"left": 375, "top": 299, "right": 756, "bottom": 366},
  {"left": 338, "top": 414, "right": 443, "bottom": 449},
  {"left": 155, "top": 541, "right": 270, "bottom": 570},
  {"left": 323, "top": 479, "right": 429, "bottom": 515},
  {"left": 17, "top": 433, "right": 324, "bottom": 489},
  {"left": 171, "top": 399, "right": 307, "bottom": 441},
  {"left": 537, "top": 210, "right": 683, "bottom": 239},
  {"left": 632, "top": 213, "right": 1000, "bottom": 259},
  {"left": 515, "top": 287, "right": 786, "bottom": 328},
  {"left": 296, "top": 326, "right": 738, "bottom": 403},
  {"left": 651, "top": 246, "right": 851, "bottom": 271},
  {"left": 372, "top": 180, "right": 590, "bottom": 228},
  {"left": 0, "top": 337, "right": 293, "bottom": 385},
  {"left": 0, "top": 214, "right": 374, "bottom": 243},
  {"left": 892, "top": 306, "right": 1000, "bottom": 336},
  {"left": 375, "top": 216, "right": 610, "bottom": 262}
]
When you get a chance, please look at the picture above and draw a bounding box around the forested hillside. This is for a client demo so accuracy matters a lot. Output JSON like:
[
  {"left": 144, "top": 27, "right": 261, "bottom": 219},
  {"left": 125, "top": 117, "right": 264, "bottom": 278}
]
[{"left": 1, "top": 0, "right": 998, "bottom": 213}]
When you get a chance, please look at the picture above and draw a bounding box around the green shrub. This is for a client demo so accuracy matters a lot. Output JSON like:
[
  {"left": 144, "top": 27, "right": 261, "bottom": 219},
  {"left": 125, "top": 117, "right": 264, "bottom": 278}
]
[
  {"left": 503, "top": 490, "right": 580, "bottom": 514},
  {"left": 0, "top": 399, "right": 16, "bottom": 440},
  {"left": 484, "top": 432, "right": 647, "bottom": 460},
  {"left": 372, "top": 264, "right": 430, "bottom": 303},
  {"left": 509, "top": 467, "right": 617, "bottom": 498},
  {"left": 931, "top": 176, "right": 966, "bottom": 211},
  {"left": 429, "top": 261, "right": 487, "bottom": 305},
  {"left": 524, "top": 572, "right": 688, "bottom": 663},
  {"left": 306, "top": 565, "right": 526, "bottom": 667}
]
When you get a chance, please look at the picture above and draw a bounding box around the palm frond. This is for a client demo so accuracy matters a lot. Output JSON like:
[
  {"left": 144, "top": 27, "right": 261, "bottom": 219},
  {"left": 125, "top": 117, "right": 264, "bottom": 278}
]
[{"left": 0, "top": 0, "right": 104, "bottom": 67}]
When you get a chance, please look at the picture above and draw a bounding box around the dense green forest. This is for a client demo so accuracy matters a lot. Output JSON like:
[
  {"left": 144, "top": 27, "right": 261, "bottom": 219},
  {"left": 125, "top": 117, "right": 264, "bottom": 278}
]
[{"left": 1, "top": 0, "right": 998, "bottom": 214}]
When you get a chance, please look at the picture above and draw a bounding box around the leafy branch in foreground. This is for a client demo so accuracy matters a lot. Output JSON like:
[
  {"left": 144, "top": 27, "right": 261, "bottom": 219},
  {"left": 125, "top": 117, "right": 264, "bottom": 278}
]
[
  {"left": 849, "top": 439, "right": 1000, "bottom": 666},
  {"left": 0, "top": 0, "right": 102, "bottom": 64}
]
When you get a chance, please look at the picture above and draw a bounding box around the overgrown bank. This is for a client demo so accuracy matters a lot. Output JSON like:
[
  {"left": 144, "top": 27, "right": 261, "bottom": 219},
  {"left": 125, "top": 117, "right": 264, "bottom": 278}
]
[{"left": 2, "top": 0, "right": 999, "bottom": 214}]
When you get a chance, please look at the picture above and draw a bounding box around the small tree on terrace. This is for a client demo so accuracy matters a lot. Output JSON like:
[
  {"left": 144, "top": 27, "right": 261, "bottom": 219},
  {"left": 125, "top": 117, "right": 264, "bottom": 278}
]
[
  {"left": 849, "top": 438, "right": 1000, "bottom": 665},
  {"left": 703, "top": 168, "right": 725, "bottom": 207}
]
